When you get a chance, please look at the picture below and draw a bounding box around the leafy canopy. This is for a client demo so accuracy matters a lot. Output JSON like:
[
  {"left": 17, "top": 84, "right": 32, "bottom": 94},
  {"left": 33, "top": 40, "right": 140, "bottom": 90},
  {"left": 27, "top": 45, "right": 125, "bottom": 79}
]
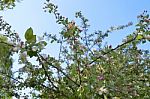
[{"left": 0, "top": 0, "right": 150, "bottom": 99}]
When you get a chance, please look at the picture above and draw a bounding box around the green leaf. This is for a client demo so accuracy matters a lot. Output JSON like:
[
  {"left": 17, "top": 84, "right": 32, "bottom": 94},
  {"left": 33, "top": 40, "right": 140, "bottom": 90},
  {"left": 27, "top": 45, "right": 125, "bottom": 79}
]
[
  {"left": 27, "top": 51, "right": 37, "bottom": 58},
  {"left": 136, "top": 34, "right": 143, "bottom": 40},
  {"left": 25, "top": 27, "right": 33, "bottom": 40},
  {"left": 145, "top": 31, "right": 150, "bottom": 35},
  {"left": 25, "top": 27, "right": 36, "bottom": 43},
  {"left": 104, "top": 95, "right": 108, "bottom": 99},
  {"left": 0, "top": 34, "right": 8, "bottom": 41},
  {"left": 4, "top": 0, "right": 9, "bottom": 4}
]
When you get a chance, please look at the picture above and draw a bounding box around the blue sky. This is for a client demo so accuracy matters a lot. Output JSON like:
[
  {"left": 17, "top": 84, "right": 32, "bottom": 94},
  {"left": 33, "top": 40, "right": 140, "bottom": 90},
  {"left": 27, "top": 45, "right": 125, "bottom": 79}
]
[{"left": 0, "top": 0, "right": 150, "bottom": 56}]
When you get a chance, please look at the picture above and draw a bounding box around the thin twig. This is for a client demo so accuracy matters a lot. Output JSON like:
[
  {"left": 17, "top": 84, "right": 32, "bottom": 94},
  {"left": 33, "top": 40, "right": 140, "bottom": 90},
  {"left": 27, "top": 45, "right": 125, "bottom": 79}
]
[
  {"left": 58, "top": 36, "right": 63, "bottom": 81},
  {"left": 88, "top": 34, "right": 138, "bottom": 65}
]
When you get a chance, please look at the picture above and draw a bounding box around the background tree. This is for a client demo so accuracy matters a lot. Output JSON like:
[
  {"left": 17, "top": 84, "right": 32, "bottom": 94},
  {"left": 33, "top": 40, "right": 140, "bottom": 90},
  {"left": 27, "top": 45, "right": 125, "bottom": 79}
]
[
  {"left": 0, "top": 16, "right": 19, "bottom": 98},
  {"left": 0, "top": 0, "right": 17, "bottom": 10}
]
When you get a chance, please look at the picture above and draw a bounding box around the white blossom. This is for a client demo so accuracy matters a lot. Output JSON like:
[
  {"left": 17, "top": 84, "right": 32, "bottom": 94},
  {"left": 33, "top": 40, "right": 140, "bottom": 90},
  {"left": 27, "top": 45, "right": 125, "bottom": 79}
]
[
  {"left": 138, "top": 31, "right": 143, "bottom": 35},
  {"left": 22, "top": 51, "right": 27, "bottom": 57},
  {"left": 12, "top": 46, "right": 20, "bottom": 52},
  {"left": 21, "top": 44, "right": 25, "bottom": 48},
  {"left": 92, "top": 48, "right": 97, "bottom": 52},
  {"left": 39, "top": 42, "right": 45, "bottom": 49},
  {"left": 146, "top": 82, "right": 149, "bottom": 86},
  {"left": 15, "top": 33, "right": 19, "bottom": 38},
  {"left": 112, "top": 97, "right": 120, "bottom": 99},
  {"left": 12, "top": 47, "right": 17, "bottom": 52},
  {"left": 97, "top": 86, "right": 108, "bottom": 95},
  {"left": 144, "top": 35, "right": 150, "bottom": 40},
  {"left": 17, "top": 43, "right": 21, "bottom": 48},
  {"left": 8, "top": 41, "right": 14, "bottom": 45},
  {"left": 32, "top": 46, "right": 38, "bottom": 51}
]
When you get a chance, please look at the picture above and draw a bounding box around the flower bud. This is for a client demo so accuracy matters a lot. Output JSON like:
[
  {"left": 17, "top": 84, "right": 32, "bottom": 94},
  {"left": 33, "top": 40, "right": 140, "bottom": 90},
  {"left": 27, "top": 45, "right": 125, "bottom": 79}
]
[
  {"left": 22, "top": 51, "right": 27, "bottom": 57},
  {"left": 15, "top": 33, "right": 19, "bottom": 38}
]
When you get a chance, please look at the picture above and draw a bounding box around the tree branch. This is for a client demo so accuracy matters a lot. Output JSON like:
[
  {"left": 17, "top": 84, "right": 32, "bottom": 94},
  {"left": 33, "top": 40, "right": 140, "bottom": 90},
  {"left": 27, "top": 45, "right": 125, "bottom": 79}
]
[
  {"left": 38, "top": 54, "right": 80, "bottom": 87},
  {"left": 37, "top": 54, "right": 59, "bottom": 90},
  {"left": 88, "top": 34, "right": 138, "bottom": 65}
]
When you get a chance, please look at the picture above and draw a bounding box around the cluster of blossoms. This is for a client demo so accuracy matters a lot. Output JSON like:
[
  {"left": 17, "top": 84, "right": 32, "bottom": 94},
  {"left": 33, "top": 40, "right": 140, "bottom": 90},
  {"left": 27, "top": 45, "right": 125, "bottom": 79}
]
[
  {"left": 12, "top": 35, "right": 45, "bottom": 52},
  {"left": 11, "top": 41, "right": 25, "bottom": 52},
  {"left": 11, "top": 35, "right": 47, "bottom": 64}
]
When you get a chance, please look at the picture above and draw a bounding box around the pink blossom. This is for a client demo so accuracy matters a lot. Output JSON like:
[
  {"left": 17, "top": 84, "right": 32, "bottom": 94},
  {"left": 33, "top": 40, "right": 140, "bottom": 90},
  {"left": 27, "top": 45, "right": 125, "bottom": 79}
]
[{"left": 97, "top": 74, "right": 104, "bottom": 81}]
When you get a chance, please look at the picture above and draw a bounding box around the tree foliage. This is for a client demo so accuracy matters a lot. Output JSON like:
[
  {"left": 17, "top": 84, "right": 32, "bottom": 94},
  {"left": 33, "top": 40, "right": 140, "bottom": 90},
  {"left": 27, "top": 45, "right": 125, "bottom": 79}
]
[
  {"left": 0, "top": 0, "right": 150, "bottom": 99},
  {"left": 0, "top": 0, "right": 17, "bottom": 10},
  {"left": 0, "top": 16, "right": 19, "bottom": 98}
]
